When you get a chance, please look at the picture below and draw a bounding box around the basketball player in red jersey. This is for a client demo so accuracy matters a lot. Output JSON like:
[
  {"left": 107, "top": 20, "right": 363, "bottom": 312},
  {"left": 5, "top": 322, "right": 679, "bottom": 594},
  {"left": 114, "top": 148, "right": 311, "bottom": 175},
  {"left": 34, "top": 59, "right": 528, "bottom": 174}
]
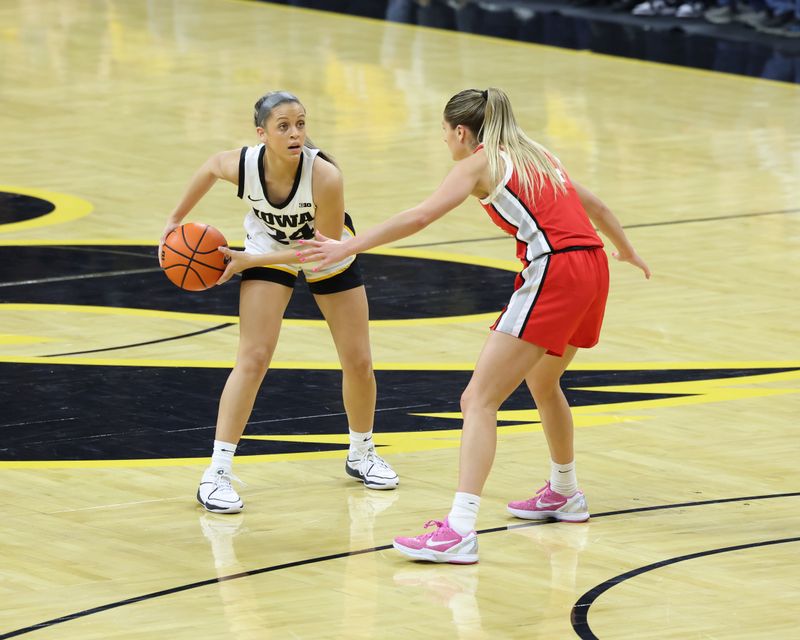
[
  {"left": 160, "top": 91, "right": 398, "bottom": 514},
  {"left": 297, "top": 87, "right": 650, "bottom": 563}
]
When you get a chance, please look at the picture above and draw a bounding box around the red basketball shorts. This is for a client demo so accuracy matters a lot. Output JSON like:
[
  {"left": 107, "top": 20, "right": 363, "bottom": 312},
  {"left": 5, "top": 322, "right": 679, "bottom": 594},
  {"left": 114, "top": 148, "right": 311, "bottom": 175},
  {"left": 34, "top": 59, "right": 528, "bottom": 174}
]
[{"left": 491, "top": 247, "right": 609, "bottom": 357}]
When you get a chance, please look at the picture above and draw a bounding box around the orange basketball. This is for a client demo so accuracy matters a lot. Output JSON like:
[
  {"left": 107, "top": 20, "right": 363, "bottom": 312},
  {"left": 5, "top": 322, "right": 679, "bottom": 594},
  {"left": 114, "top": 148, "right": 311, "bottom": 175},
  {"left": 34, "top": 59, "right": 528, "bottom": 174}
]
[{"left": 160, "top": 222, "right": 228, "bottom": 291}]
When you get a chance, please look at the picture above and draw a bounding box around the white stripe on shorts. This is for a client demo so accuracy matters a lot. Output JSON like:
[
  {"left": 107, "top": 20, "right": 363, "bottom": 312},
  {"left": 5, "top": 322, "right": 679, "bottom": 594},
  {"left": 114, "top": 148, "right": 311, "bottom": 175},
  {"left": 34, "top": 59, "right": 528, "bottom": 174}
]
[{"left": 495, "top": 255, "right": 549, "bottom": 338}]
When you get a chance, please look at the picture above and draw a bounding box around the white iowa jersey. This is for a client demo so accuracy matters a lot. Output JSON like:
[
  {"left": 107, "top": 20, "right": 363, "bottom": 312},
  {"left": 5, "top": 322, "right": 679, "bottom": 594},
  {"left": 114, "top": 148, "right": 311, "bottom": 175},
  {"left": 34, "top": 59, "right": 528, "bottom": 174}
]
[{"left": 237, "top": 144, "right": 318, "bottom": 246}]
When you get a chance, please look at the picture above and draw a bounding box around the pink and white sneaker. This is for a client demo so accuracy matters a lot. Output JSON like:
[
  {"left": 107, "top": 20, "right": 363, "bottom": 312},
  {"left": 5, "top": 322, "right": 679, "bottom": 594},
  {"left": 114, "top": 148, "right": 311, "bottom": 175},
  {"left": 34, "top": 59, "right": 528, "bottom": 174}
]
[
  {"left": 393, "top": 518, "right": 479, "bottom": 564},
  {"left": 507, "top": 482, "right": 590, "bottom": 522}
]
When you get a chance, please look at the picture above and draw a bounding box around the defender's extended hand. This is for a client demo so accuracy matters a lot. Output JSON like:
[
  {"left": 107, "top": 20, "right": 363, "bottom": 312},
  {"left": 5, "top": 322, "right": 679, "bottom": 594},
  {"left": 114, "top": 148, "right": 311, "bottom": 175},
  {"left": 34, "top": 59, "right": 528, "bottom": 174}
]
[{"left": 297, "top": 231, "right": 352, "bottom": 272}]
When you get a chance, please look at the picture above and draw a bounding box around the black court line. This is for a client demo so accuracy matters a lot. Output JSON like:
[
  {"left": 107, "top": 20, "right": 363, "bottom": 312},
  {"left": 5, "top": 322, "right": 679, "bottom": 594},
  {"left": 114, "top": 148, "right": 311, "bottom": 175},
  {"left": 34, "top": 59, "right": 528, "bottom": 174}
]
[
  {"left": 2, "top": 490, "right": 797, "bottom": 639},
  {"left": 40, "top": 323, "right": 235, "bottom": 357},
  {"left": 571, "top": 535, "right": 800, "bottom": 639},
  {"left": 0, "top": 548, "right": 382, "bottom": 639},
  {"left": 34, "top": 246, "right": 160, "bottom": 258},
  {"left": 398, "top": 207, "right": 800, "bottom": 249},
  {"left": 624, "top": 207, "right": 800, "bottom": 229},
  {"left": 0, "top": 268, "right": 162, "bottom": 288}
]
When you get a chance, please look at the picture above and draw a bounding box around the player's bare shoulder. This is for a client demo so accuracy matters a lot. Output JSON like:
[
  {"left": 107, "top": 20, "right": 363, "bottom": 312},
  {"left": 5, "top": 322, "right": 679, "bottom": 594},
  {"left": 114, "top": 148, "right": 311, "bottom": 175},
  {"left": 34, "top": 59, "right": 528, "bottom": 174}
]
[
  {"left": 211, "top": 148, "right": 242, "bottom": 185},
  {"left": 311, "top": 152, "right": 344, "bottom": 199}
]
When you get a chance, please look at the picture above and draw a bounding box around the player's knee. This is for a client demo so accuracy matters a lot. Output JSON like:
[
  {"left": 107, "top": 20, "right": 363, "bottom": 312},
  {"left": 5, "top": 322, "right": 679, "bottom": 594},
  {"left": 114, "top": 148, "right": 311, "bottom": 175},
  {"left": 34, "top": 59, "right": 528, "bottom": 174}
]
[
  {"left": 341, "top": 352, "right": 374, "bottom": 381},
  {"left": 460, "top": 385, "right": 473, "bottom": 414},
  {"left": 528, "top": 377, "right": 560, "bottom": 402},
  {"left": 236, "top": 347, "right": 274, "bottom": 378},
  {"left": 461, "top": 386, "right": 499, "bottom": 416}
]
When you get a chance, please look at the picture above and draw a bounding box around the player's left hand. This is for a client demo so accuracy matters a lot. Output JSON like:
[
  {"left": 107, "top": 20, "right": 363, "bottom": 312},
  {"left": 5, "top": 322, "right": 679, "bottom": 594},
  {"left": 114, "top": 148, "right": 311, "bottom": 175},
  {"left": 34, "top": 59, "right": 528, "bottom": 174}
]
[
  {"left": 216, "top": 246, "right": 249, "bottom": 285},
  {"left": 612, "top": 249, "right": 651, "bottom": 279},
  {"left": 296, "top": 231, "right": 351, "bottom": 271}
]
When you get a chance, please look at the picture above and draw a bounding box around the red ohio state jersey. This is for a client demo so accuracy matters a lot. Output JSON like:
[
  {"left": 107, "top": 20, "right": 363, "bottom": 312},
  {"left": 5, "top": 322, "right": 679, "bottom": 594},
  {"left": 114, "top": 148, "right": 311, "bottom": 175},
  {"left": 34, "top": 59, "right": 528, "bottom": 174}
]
[{"left": 478, "top": 151, "right": 603, "bottom": 265}]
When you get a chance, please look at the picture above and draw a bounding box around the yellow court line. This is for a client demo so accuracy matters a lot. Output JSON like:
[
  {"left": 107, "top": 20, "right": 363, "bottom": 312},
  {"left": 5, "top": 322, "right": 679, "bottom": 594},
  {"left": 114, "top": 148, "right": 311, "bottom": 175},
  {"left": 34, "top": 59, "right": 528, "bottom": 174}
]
[
  {"left": 0, "top": 334, "right": 54, "bottom": 345},
  {"left": 0, "top": 351, "right": 797, "bottom": 371},
  {"left": 0, "top": 303, "right": 236, "bottom": 324},
  {"left": 0, "top": 238, "right": 168, "bottom": 246},
  {"left": 0, "top": 356, "right": 468, "bottom": 369},
  {"left": 0, "top": 302, "right": 498, "bottom": 328},
  {"left": 573, "top": 369, "right": 800, "bottom": 388}
]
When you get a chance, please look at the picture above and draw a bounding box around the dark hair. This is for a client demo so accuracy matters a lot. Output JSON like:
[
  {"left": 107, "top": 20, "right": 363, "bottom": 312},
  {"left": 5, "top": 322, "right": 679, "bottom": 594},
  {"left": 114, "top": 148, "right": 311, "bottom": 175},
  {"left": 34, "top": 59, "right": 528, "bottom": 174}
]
[
  {"left": 253, "top": 90, "right": 337, "bottom": 167},
  {"left": 253, "top": 91, "right": 301, "bottom": 128}
]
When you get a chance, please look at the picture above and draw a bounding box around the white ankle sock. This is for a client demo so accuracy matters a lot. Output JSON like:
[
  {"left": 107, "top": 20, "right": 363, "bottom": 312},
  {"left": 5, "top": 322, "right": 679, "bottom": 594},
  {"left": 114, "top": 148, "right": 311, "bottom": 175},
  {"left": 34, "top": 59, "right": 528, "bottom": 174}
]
[
  {"left": 550, "top": 460, "right": 578, "bottom": 497},
  {"left": 349, "top": 429, "right": 373, "bottom": 458},
  {"left": 448, "top": 492, "right": 481, "bottom": 536},
  {"left": 210, "top": 440, "right": 236, "bottom": 474}
]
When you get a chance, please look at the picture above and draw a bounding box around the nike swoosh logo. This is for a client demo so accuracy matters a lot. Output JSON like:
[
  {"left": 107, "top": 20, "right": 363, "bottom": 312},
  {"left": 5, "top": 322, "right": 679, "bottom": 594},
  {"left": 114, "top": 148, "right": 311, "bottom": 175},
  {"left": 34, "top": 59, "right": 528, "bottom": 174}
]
[
  {"left": 426, "top": 538, "right": 460, "bottom": 548},
  {"left": 247, "top": 195, "right": 264, "bottom": 202},
  {"left": 537, "top": 501, "right": 564, "bottom": 508}
]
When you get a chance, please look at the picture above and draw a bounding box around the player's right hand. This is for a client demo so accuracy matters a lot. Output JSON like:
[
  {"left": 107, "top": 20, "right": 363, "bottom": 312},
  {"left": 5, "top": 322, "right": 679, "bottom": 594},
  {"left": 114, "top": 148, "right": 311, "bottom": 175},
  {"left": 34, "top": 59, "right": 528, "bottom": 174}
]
[{"left": 158, "top": 221, "right": 181, "bottom": 267}]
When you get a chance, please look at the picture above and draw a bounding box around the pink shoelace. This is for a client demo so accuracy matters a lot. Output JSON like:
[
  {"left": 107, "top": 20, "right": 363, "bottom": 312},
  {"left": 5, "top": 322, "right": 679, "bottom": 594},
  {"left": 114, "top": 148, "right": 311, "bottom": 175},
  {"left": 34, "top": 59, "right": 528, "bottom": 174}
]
[{"left": 416, "top": 519, "right": 446, "bottom": 540}]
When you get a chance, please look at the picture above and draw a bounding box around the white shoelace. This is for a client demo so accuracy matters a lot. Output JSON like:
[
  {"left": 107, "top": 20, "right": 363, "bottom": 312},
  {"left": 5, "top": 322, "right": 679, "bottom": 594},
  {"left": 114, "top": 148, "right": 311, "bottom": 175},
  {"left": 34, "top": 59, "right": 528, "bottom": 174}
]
[
  {"left": 214, "top": 471, "right": 245, "bottom": 490},
  {"left": 361, "top": 450, "right": 394, "bottom": 476}
]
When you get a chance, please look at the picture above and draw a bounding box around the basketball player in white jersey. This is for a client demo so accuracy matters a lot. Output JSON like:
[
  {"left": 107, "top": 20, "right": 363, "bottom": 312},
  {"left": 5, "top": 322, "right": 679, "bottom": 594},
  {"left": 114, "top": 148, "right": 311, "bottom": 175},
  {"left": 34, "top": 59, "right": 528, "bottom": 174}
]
[{"left": 160, "top": 91, "right": 398, "bottom": 514}]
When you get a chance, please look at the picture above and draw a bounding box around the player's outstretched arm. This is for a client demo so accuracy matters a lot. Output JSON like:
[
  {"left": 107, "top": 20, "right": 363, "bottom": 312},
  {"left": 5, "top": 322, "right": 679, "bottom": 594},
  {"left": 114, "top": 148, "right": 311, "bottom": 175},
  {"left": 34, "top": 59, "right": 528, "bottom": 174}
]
[
  {"left": 297, "top": 156, "right": 482, "bottom": 270},
  {"left": 573, "top": 181, "right": 651, "bottom": 279}
]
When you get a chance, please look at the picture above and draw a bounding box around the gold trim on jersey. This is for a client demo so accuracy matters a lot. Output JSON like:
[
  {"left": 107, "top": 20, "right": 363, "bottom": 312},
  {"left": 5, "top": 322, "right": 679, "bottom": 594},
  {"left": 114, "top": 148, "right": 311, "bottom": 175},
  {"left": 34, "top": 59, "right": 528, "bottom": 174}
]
[
  {"left": 258, "top": 264, "right": 299, "bottom": 276},
  {"left": 304, "top": 256, "right": 355, "bottom": 282}
]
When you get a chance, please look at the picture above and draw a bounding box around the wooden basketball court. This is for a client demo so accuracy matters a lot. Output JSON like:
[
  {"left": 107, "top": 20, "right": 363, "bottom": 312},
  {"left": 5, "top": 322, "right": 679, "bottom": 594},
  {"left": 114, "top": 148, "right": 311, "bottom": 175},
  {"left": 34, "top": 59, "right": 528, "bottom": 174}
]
[{"left": 1, "top": 0, "right": 798, "bottom": 638}]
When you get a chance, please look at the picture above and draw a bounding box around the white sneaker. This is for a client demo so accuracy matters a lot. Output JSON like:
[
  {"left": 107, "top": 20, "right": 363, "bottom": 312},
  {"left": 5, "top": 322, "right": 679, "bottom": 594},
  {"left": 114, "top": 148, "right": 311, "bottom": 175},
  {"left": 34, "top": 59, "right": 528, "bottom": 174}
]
[
  {"left": 197, "top": 467, "right": 244, "bottom": 513},
  {"left": 632, "top": 1, "right": 677, "bottom": 16},
  {"left": 704, "top": 5, "right": 734, "bottom": 23},
  {"left": 676, "top": 2, "right": 704, "bottom": 18},
  {"left": 345, "top": 448, "right": 399, "bottom": 490}
]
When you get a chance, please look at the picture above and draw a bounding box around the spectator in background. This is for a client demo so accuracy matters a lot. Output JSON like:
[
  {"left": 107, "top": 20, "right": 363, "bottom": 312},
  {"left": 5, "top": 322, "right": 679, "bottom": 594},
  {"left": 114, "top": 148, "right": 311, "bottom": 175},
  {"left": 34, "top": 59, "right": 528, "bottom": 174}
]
[
  {"left": 631, "top": 1, "right": 709, "bottom": 18},
  {"left": 706, "top": 0, "right": 800, "bottom": 36},
  {"left": 759, "top": 0, "right": 800, "bottom": 35},
  {"left": 705, "top": 0, "right": 768, "bottom": 23}
]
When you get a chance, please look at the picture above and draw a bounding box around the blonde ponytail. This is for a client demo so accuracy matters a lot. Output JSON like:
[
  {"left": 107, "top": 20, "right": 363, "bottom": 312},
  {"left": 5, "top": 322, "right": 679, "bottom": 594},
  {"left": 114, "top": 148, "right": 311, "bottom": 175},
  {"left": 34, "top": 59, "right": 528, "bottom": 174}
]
[{"left": 444, "top": 88, "right": 566, "bottom": 200}]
